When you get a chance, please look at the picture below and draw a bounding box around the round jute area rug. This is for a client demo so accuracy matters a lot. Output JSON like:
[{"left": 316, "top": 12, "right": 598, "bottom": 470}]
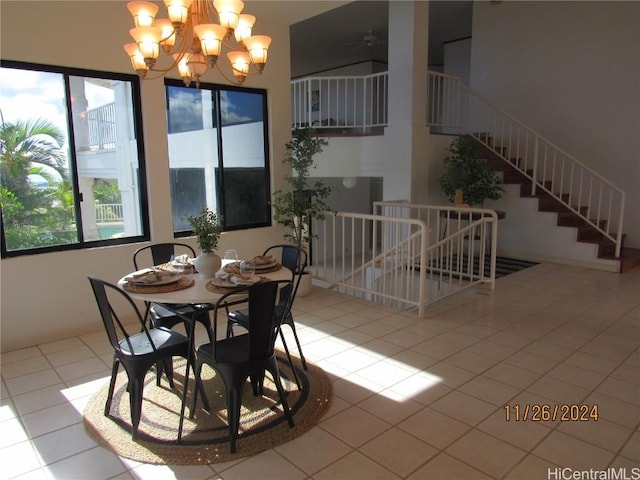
[{"left": 83, "top": 354, "right": 332, "bottom": 465}]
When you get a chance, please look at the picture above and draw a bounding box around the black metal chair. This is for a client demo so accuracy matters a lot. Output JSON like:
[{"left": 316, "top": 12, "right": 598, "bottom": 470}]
[
  {"left": 190, "top": 280, "right": 295, "bottom": 453},
  {"left": 226, "top": 245, "right": 308, "bottom": 388},
  {"left": 133, "top": 242, "right": 213, "bottom": 384},
  {"left": 88, "top": 276, "right": 194, "bottom": 440}
]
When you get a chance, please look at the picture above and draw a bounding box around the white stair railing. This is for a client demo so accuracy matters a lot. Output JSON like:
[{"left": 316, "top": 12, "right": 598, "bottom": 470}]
[
  {"left": 374, "top": 201, "right": 498, "bottom": 295},
  {"left": 311, "top": 206, "right": 498, "bottom": 315},
  {"left": 428, "top": 71, "right": 625, "bottom": 257}
]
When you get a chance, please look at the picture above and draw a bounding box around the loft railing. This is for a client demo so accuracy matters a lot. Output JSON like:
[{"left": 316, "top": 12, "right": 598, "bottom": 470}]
[
  {"left": 311, "top": 205, "right": 497, "bottom": 315},
  {"left": 428, "top": 71, "right": 625, "bottom": 257},
  {"left": 291, "top": 72, "right": 388, "bottom": 133}
]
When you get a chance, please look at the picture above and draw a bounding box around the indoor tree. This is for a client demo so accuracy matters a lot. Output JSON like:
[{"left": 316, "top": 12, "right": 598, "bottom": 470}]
[{"left": 271, "top": 126, "right": 332, "bottom": 256}]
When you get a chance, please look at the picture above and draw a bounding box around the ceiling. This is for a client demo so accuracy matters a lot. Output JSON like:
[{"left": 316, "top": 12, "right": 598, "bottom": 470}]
[{"left": 289, "top": 1, "right": 473, "bottom": 78}]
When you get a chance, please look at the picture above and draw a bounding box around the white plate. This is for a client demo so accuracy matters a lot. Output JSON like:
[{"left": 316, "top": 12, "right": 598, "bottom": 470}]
[
  {"left": 127, "top": 271, "right": 180, "bottom": 286},
  {"left": 253, "top": 261, "right": 278, "bottom": 270}
]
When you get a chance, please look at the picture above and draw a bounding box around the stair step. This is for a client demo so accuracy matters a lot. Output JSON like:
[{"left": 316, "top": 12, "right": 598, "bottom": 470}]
[
  {"left": 556, "top": 208, "right": 590, "bottom": 226},
  {"left": 522, "top": 182, "right": 556, "bottom": 199},
  {"left": 577, "top": 225, "right": 610, "bottom": 242}
]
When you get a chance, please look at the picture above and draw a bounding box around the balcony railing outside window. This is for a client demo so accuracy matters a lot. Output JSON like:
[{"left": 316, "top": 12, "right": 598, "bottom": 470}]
[{"left": 85, "top": 102, "right": 117, "bottom": 150}]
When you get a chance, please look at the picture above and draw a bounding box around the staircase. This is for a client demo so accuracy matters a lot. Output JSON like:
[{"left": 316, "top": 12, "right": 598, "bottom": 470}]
[
  {"left": 471, "top": 136, "right": 640, "bottom": 273},
  {"left": 427, "top": 71, "right": 634, "bottom": 273}
]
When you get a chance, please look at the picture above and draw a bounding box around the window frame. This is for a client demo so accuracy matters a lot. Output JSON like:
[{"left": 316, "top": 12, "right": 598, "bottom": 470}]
[
  {"left": 0, "top": 60, "right": 150, "bottom": 258},
  {"left": 165, "top": 78, "right": 272, "bottom": 238}
]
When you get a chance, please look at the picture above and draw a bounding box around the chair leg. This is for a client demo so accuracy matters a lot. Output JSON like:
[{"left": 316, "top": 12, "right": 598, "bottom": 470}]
[
  {"left": 104, "top": 357, "right": 120, "bottom": 417},
  {"left": 279, "top": 329, "right": 302, "bottom": 390},
  {"left": 226, "top": 319, "right": 235, "bottom": 338},
  {"left": 250, "top": 367, "right": 265, "bottom": 396},
  {"left": 128, "top": 378, "right": 145, "bottom": 440},
  {"left": 288, "top": 322, "right": 308, "bottom": 370},
  {"left": 226, "top": 381, "right": 244, "bottom": 453},
  {"left": 189, "top": 358, "right": 210, "bottom": 418},
  {"left": 155, "top": 358, "right": 175, "bottom": 388},
  {"left": 266, "top": 360, "right": 294, "bottom": 428}
]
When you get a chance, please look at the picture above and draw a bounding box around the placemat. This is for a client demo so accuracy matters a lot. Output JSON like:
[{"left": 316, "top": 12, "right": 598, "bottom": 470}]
[
  {"left": 224, "top": 262, "right": 282, "bottom": 275},
  {"left": 122, "top": 276, "right": 194, "bottom": 294},
  {"left": 205, "top": 276, "right": 269, "bottom": 294}
]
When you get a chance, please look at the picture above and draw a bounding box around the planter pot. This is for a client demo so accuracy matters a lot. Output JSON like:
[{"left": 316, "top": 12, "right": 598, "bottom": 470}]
[
  {"left": 192, "top": 252, "right": 221, "bottom": 277},
  {"left": 297, "top": 271, "right": 312, "bottom": 297}
]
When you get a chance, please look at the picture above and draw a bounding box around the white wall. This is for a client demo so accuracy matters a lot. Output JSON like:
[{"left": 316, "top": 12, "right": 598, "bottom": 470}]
[
  {"left": 0, "top": 1, "right": 294, "bottom": 351},
  {"left": 444, "top": 37, "right": 471, "bottom": 85},
  {"left": 470, "top": 1, "right": 640, "bottom": 248}
]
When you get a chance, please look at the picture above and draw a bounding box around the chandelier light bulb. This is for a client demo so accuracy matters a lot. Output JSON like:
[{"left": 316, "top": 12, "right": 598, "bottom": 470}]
[
  {"left": 193, "top": 23, "right": 226, "bottom": 66},
  {"left": 124, "top": 43, "right": 149, "bottom": 76},
  {"left": 156, "top": 19, "right": 177, "bottom": 52},
  {"left": 213, "top": 0, "right": 244, "bottom": 37},
  {"left": 127, "top": 1, "right": 159, "bottom": 27},
  {"left": 243, "top": 35, "right": 271, "bottom": 72},
  {"left": 234, "top": 14, "right": 255, "bottom": 45},
  {"left": 227, "top": 50, "right": 249, "bottom": 84},
  {"left": 173, "top": 53, "right": 193, "bottom": 86},
  {"left": 129, "top": 26, "right": 163, "bottom": 67},
  {"left": 163, "top": 0, "right": 194, "bottom": 31}
]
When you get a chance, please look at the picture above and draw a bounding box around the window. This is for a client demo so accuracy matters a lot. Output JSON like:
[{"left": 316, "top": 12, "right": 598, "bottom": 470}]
[
  {"left": 0, "top": 61, "right": 148, "bottom": 257},
  {"left": 166, "top": 80, "right": 271, "bottom": 235}
]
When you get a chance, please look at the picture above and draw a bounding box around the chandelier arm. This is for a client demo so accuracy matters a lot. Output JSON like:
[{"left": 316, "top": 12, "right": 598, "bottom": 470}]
[{"left": 214, "top": 63, "right": 242, "bottom": 85}]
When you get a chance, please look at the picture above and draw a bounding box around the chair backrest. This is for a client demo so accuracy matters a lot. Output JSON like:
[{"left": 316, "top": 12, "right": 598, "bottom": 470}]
[
  {"left": 88, "top": 276, "right": 154, "bottom": 354},
  {"left": 263, "top": 244, "right": 308, "bottom": 318},
  {"left": 245, "top": 281, "right": 281, "bottom": 360},
  {"left": 211, "top": 280, "right": 291, "bottom": 360},
  {"left": 133, "top": 242, "right": 196, "bottom": 270}
]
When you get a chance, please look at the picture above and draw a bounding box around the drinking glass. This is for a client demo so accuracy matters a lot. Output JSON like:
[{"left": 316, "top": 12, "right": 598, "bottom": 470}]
[
  {"left": 223, "top": 249, "right": 238, "bottom": 267},
  {"left": 223, "top": 249, "right": 238, "bottom": 260},
  {"left": 240, "top": 259, "right": 255, "bottom": 276}
]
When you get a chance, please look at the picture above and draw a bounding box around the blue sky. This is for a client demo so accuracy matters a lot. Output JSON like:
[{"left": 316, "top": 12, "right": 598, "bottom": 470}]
[{"left": 0, "top": 67, "right": 114, "bottom": 148}]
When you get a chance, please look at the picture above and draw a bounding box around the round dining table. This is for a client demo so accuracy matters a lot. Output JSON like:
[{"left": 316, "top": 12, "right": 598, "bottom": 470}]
[
  {"left": 117, "top": 264, "right": 293, "bottom": 305},
  {"left": 116, "top": 261, "right": 293, "bottom": 442}
]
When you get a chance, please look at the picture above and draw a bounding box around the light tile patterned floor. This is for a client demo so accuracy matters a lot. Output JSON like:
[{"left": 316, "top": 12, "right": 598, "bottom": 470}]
[{"left": 1, "top": 263, "right": 638, "bottom": 479}]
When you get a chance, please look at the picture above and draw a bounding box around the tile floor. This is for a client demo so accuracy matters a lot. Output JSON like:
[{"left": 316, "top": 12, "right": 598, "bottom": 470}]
[{"left": 1, "top": 262, "right": 639, "bottom": 479}]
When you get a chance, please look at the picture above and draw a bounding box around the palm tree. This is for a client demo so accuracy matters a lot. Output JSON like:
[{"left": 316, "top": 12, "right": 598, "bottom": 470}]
[
  {"left": 0, "top": 117, "right": 67, "bottom": 197},
  {"left": 0, "top": 116, "right": 75, "bottom": 250}
]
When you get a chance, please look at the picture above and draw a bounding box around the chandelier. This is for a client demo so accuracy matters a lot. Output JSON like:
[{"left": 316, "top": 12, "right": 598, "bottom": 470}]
[{"left": 123, "top": 0, "right": 272, "bottom": 87}]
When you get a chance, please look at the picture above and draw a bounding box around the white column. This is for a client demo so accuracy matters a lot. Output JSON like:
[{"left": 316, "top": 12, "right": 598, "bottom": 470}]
[
  {"left": 114, "top": 81, "right": 142, "bottom": 236},
  {"left": 384, "top": 1, "right": 430, "bottom": 205}
]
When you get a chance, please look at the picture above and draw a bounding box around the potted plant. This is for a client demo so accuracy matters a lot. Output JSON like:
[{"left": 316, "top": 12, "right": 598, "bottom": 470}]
[
  {"left": 185, "top": 207, "right": 223, "bottom": 277},
  {"left": 439, "top": 135, "right": 504, "bottom": 207},
  {"left": 271, "top": 126, "right": 332, "bottom": 295}
]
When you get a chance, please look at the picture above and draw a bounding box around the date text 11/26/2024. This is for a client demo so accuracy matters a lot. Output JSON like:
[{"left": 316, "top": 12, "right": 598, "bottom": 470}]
[{"left": 505, "top": 404, "right": 599, "bottom": 422}]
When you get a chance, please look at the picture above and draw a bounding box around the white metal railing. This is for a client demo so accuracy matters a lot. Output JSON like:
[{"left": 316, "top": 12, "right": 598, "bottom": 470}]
[
  {"left": 428, "top": 71, "right": 625, "bottom": 257},
  {"left": 85, "top": 102, "right": 117, "bottom": 151},
  {"left": 374, "top": 201, "right": 497, "bottom": 296},
  {"left": 95, "top": 203, "right": 123, "bottom": 222},
  {"left": 311, "top": 205, "right": 497, "bottom": 316},
  {"left": 291, "top": 72, "right": 388, "bottom": 133}
]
